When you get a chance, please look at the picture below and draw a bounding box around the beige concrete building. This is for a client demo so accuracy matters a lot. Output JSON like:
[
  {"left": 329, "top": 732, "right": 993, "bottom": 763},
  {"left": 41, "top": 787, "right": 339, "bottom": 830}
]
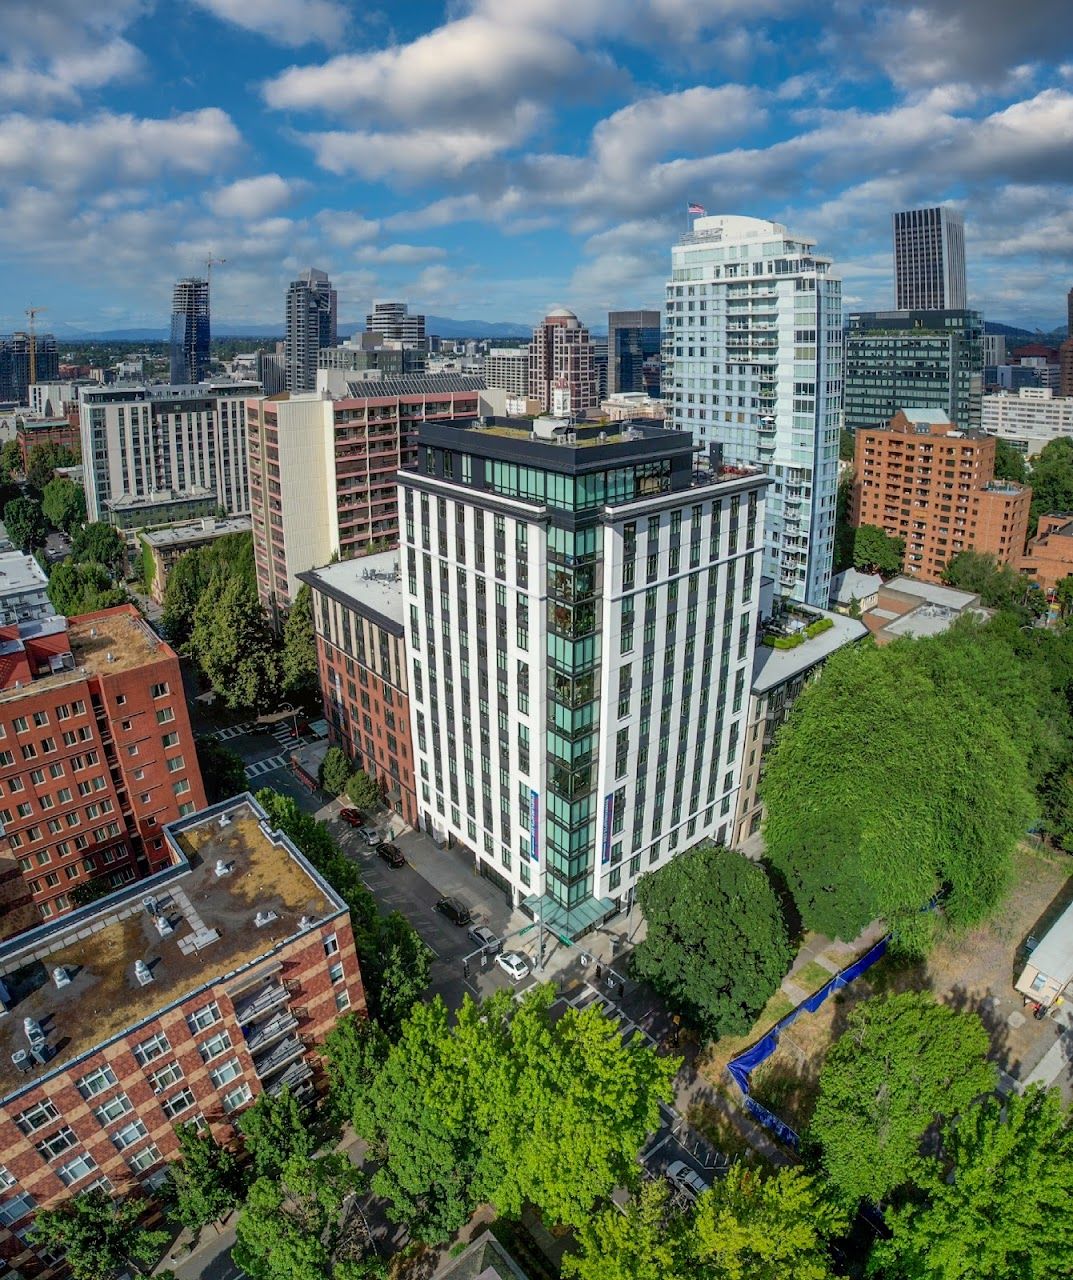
[{"left": 982, "top": 386, "right": 1073, "bottom": 459}]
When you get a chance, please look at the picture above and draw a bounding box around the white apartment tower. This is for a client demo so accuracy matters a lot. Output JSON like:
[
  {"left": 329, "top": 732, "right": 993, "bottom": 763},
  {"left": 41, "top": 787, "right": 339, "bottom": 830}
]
[
  {"left": 893, "top": 207, "right": 967, "bottom": 312},
  {"left": 665, "top": 214, "right": 841, "bottom": 607},
  {"left": 484, "top": 348, "right": 529, "bottom": 398},
  {"left": 401, "top": 418, "right": 767, "bottom": 937}
]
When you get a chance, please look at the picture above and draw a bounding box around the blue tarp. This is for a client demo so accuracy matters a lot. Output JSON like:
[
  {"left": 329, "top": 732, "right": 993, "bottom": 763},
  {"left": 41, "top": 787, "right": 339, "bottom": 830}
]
[{"left": 726, "top": 934, "right": 890, "bottom": 1148}]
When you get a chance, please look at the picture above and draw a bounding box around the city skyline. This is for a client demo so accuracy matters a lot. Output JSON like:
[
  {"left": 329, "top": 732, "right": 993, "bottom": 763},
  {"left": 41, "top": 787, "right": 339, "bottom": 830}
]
[{"left": 0, "top": 2, "right": 1071, "bottom": 333}]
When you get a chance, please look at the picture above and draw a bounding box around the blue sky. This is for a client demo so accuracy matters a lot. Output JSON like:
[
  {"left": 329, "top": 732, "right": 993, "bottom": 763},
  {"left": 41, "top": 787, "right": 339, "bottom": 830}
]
[{"left": 1, "top": 0, "right": 1072, "bottom": 334}]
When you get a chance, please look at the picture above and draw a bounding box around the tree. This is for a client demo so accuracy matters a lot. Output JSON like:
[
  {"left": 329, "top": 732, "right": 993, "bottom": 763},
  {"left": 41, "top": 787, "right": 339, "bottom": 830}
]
[
  {"left": 563, "top": 1179, "right": 691, "bottom": 1280},
  {"left": 281, "top": 582, "right": 317, "bottom": 697},
  {"left": 168, "top": 1121, "right": 245, "bottom": 1232},
  {"left": 762, "top": 630, "right": 1036, "bottom": 943},
  {"left": 630, "top": 843, "right": 793, "bottom": 1039},
  {"left": 992, "top": 438, "right": 1028, "bottom": 484},
  {"left": 0, "top": 438, "right": 22, "bottom": 482},
  {"left": 195, "top": 735, "right": 249, "bottom": 804},
  {"left": 320, "top": 745, "right": 352, "bottom": 796},
  {"left": 1027, "top": 436, "right": 1073, "bottom": 534},
  {"left": 162, "top": 531, "right": 257, "bottom": 644},
  {"left": 691, "top": 1164, "right": 847, "bottom": 1280},
  {"left": 809, "top": 992, "right": 996, "bottom": 1205},
  {"left": 870, "top": 1085, "right": 1073, "bottom": 1280},
  {"left": 26, "top": 442, "right": 78, "bottom": 490},
  {"left": 346, "top": 769, "right": 381, "bottom": 811},
  {"left": 190, "top": 573, "right": 280, "bottom": 710},
  {"left": 833, "top": 475, "right": 855, "bottom": 573},
  {"left": 370, "top": 909, "right": 433, "bottom": 1036},
  {"left": 3, "top": 495, "right": 47, "bottom": 550},
  {"left": 41, "top": 475, "right": 86, "bottom": 532},
  {"left": 1056, "top": 574, "right": 1073, "bottom": 618},
  {"left": 46, "top": 560, "right": 127, "bottom": 616},
  {"left": 324, "top": 1012, "right": 391, "bottom": 1126},
  {"left": 851, "top": 523, "right": 904, "bottom": 577},
  {"left": 28, "top": 1188, "right": 168, "bottom": 1280},
  {"left": 71, "top": 521, "right": 125, "bottom": 575},
  {"left": 357, "top": 987, "right": 677, "bottom": 1242},
  {"left": 941, "top": 550, "right": 1042, "bottom": 616},
  {"left": 839, "top": 428, "right": 856, "bottom": 463},
  {"left": 232, "top": 1152, "right": 374, "bottom": 1280},
  {"left": 237, "top": 1085, "right": 315, "bottom": 1181}
]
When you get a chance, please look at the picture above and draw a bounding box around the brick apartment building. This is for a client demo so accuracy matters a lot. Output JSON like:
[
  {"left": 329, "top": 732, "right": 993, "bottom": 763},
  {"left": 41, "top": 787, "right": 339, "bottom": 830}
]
[
  {"left": 1020, "top": 514, "right": 1073, "bottom": 593},
  {"left": 298, "top": 552, "right": 417, "bottom": 827},
  {"left": 247, "top": 374, "right": 485, "bottom": 615},
  {"left": 16, "top": 418, "right": 81, "bottom": 471},
  {"left": 0, "top": 606, "right": 205, "bottom": 937},
  {"left": 852, "top": 408, "right": 1031, "bottom": 582},
  {"left": 0, "top": 794, "right": 366, "bottom": 1277}
]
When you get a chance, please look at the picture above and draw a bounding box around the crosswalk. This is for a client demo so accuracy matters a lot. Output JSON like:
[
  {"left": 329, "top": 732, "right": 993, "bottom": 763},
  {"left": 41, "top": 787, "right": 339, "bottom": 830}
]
[
  {"left": 215, "top": 722, "right": 254, "bottom": 741},
  {"left": 244, "top": 753, "right": 287, "bottom": 780},
  {"left": 270, "top": 721, "right": 300, "bottom": 752},
  {"left": 215, "top": 719, "right": 301, "bottom": 749}
]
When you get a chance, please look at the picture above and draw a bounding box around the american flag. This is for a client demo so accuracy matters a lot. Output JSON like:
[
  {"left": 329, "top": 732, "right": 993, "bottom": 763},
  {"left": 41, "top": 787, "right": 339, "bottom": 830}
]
[{"left": 688, "top": 202, "right": 706, "bottom": 215}]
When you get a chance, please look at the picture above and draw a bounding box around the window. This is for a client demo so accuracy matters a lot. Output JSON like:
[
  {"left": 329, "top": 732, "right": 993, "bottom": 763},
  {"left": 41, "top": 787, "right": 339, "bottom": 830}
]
[
  {"left": 166, "top": 755, "right": 185, "bottom": 773},
  {"left": 128, "top": 1145, "right": 163, "bottom": 1174},
  {"left": 198, "top": 1030, "right": 232, "bottom": 1063},
  {"left": 187, "top": 1001, "right": 221, "bottom": 1033},
  {"left": 223, "top": 1082, "right": 253, "bottom": 1113},
  {"left": 56, "top": 1152, "right": 99, "bottom": 1186},
  {"left": 148, "top": 1061, "right": 184, "bottom": 1092},
  {"left": 93, "top": 1093, "right": 133, "bottom": 1125},
  {"left": 36, "top": 1126, "right": 78, "bottom": 1160},
  {"left": 0, "top": 1192, "right": 36, "bottom": 1226},
  {"left": 162, "top": 731, "right": 179, "bottom": 748},
  {"left": 161, "top": 1088, "right": 195, "bottom": 1119},
  {"left": 151, "top": 682, "right": 170, "bottom": 698},
  {"left": 155, "top": 707, "right": 175, "bottom": 724},
  {"left": 77, "top": 1065, "right": 118, "bottom": 1098},
  {"left": 112, "top": 1119, "right": 149, "bottom": 1151},
  {"left": 329, "top": 961, "right": 344, "bottom": 984},
  {"left": 335, "top": 988, "right": 351, "bottom": 1012},
  {"left": 207, "top": 1058, "right": 244, "bottom": 1091},
  {"left": 134, "top": 1031, "right": 170, "bottom": 1069},
  {"left": 323, "top": 933, "right": 339, "bottom": 956},
  {"left": 172, "top": 778, "right": 190, "bottom": 796},
  {"left": 0, "top": 1166, "right": 14, "bottom": 1191}
]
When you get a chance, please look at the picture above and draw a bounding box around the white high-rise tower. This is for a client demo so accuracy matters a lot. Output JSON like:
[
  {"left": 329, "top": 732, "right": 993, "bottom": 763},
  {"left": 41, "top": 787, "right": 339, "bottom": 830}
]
[{"left": 665, "top": 214, "right": 842, "bottom": 606}]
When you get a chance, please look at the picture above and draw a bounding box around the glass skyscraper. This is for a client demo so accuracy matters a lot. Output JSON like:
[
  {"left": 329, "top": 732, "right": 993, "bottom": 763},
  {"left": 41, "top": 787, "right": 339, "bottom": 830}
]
[
  {"left": 168, "top": 277, "right": 210, "bottom": 385},
  {"left": 608, "top": 310, "right": 661, "bottom": 396}
]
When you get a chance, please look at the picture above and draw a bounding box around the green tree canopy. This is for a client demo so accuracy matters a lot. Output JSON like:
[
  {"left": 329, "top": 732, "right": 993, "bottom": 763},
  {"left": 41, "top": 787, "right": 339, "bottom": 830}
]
[
  {"left": 992, "top": 438, "right": 1028, "bottom": 484},
  {"left": 28, "top": 1188, "right": 168, "bottom": 1280},
  {"left": 809, "top": 991, "right": 996, "bottom": 1206},
  {"left": 319, "top": 745, "right": 351, "bottom": 796},
  {"left": 839, "top": 428, "right": 856, "bottom": 462},
  {"left": 3, "top": 495, "right": 47, "bottom": 550},
  {"left": 167, "top": 1120, "right": 245, "bottom": 1232},
  {"left": 0, "top": 438, "right": 22, "bottom": 482},
  {"left": 46, "top": 560, "right": 128, "bottom": 617},
  {"left": 870, "top": 1085, "right": 1073, "bottom": 1280},
  {"left": 630, "top": 843, "right": 793, "bottom": 1039},
  {"left": 563, "top": 1179, "right": 691, "bottom": 1280},
  {"left": 281, "top": 582, "right": 317, "bottom": 697},
  {"left": 346, "top": 769, "right": 381, "bottom": 811},
  {"left": 190, "top": 572, "right": 280, "bottom": 710},
  {"left": 762, "top": 627, "right": 1037, "bottom": 943},
  {"left": 356, "top": 986, "right": 677, "bottom": 1243},
  {"left": 851, "top": 523, "right": 904, "bottom": 576},
  {"left": 232, "top": 1152, "right": 374, "bottom": 1280},
  {"left": 26, "top": 441, "right": 79, "bottom": 490},
  {"left": 195, "top": 735, "right": 249, "bottom": 804},
  {"left": 324, "top": 1012, "right": 391, "bottom": 1125},
  {"left": 1056, "top": 574, "right": 1073, "bottom": 617},
  {"left": 941, "top": 550, "right": 1043, "bottom": 617},
  {"left": 161, "top": 531, "right": 255, "bottom": 644},
  {"left": 1027, "top": 436, "right": 1073, "bottom": 533},
  {"left": 41, "top": 475, "right": 86, "bottom": 532},
  {"left": 237, "top": 1085, "right": 315, "bottom": 1181},
  {"left": 71, "top": 521, "right": 125, "bottom": 574}
]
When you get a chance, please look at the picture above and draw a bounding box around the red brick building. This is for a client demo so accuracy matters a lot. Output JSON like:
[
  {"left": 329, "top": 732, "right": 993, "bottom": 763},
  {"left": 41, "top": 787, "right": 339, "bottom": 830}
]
[
  {"left": 299, "top": 553, "right": 417, "bottom": 827},
  {"left": 0, "top": 794, "right": 366, "bottom": 1278},
  {"left": 247, "top": 375, "right": 484, "bottom": 613},
  {"left": 852, "top": 408, "right": 1032, "bottom": 582},
  {"left": 1020, "top": 514, "right": 1073, "bottom": 592},
  {"left": 16, "top": 418, "right": 80, "bottom": 471},
  {"left": 0, "top": 606, "right": 206, "bottom": 937}
]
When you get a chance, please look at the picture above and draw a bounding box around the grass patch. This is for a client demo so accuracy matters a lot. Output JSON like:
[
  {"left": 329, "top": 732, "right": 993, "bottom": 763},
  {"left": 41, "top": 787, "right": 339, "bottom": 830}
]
[
  {"left": 793, "top": 960, "right": 836, "bottom": 993},
  {"left": 686, "top": 1096, "right": 758, "bottom": 1163},
  {"left": 699, "top": 990, "right": 795, "bottom": 1082}
]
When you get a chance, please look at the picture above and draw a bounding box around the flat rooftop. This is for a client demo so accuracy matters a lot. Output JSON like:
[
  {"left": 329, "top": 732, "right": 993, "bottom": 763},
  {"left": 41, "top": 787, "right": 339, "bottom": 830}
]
[
  {"left": 299, "top": 550, "right": 404, "bottom": 630},
  {"left": 141, "top": 517, "right": 251, "bottom": 549},
  {"left": 0, "top": 795, "right": 340, "bottom": 1103},
  {"left": 882, "top": 576, "right": 979, "bottom": 611},
  {"left": 882, "top": 602, "right": 990, "bottom": 639},
  {"left": 0, "top": 550, "right": 49, "bottom": 596},
  {"left": 752, "top": 608, "right": 868, "bottom": 694}
]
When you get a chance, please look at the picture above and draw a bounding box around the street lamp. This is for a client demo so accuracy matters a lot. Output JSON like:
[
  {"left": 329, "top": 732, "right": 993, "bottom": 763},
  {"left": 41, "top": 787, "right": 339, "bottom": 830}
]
[{"left": 280, "top": 701, "right": 299, "bottom": 738}]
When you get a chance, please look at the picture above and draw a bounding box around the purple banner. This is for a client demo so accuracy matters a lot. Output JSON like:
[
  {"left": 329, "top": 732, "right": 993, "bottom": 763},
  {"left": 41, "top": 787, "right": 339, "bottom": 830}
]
[
  {"left": 530, "top": 789, "right": 539, "bottom": 862},
  {"left": 602, "top": 794, "right": 614, "bottom": 864}
]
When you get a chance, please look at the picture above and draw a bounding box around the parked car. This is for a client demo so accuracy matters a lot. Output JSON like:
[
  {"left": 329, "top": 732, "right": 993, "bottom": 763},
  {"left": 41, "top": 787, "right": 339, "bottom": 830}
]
[
  {"left": 338, "top": 808, "right": 363, "bottom": 827},
  {"left": 376, "top": 842, "right": 404, "bottom": 867},
  {"left": 666, "top": 1160, "right": 710, "bottom": 1203},
  {"left": 496, "top": 951, "right": 530, "bottom": 982},
  {"left": 467, "top": 924, "right": 500, "bottom": 954},
  {"left": 435, "top": 896, "right": 472, "bottom": 926},
  {"left": 357, "top": 825, "right": 379, "bottom": 844}
]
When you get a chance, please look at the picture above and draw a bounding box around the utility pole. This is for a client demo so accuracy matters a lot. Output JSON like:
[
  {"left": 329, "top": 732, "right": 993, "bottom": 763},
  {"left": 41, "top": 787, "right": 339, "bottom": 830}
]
[{"left": 25, "top": 306, "right": 44, "bottom": 387}]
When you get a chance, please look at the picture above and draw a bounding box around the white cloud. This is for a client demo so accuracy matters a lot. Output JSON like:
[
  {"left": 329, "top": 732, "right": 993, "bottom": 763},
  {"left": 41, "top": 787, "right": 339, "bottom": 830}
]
[
  {"left": 316, "top": 211, "right": 381, "bottom": 245},
  {"left": 361, "top": 244, "right": 447, "bottom": 265},
  {"left": 208, "top": 173, "right": 297, "bottom": 219},
  {"left": 0, "top": 109, "right": 243, "bottom": 190},
  {"left": 191, "top": 0, "right": 350, "bottom": 47}
]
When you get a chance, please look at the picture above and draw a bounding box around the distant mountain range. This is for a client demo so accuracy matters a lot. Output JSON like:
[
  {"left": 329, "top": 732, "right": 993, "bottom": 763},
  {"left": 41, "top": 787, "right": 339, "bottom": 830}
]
[{"left": 47, "top": 317, "right": 1069, "bottom": 344}]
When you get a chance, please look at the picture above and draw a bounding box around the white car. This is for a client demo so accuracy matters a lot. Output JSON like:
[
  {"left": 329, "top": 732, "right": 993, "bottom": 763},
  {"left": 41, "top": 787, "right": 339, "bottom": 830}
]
[
  {"left": 496, "top": 951, "right": 530, "bottom": 981},
  {"left": 666, "top": 1160, "right": 710, "bottom": 1202}
]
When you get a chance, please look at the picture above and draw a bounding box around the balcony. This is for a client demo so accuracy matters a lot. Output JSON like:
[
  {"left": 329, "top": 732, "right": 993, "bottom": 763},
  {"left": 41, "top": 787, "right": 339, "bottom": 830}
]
[
  {"left": 267, "top": 1059, "right": 314, "bottom": 1099},
  {"left": 254, "top": 1035, "right": 305, "bottom": 1079},
  {"left": 244, "top": 1009, "right": 299, "bottom": 1055},
  {"left": 233, "top": 980, "right": 288, "bottom": 1027}
]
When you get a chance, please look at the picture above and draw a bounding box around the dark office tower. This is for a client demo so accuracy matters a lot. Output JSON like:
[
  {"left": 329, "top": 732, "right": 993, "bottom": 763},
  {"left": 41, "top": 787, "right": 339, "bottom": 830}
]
[
  {"left": 1067, "top": 285, "right": 1073, "bottom": 340},
  {"left": 608, "top": 309, "right": 661, "bottom": 395},
  {"left": 893, "top": 207, "right": 967, "bottom": 311},
  {"left": 285, "top": 268, "right": 337, "bottom": 392},
  {"left": 169, "top": 277, "right": 210, "bottom": 384},
  {"left": 0, "top": 332, "right": 59, "bottom": 401}
]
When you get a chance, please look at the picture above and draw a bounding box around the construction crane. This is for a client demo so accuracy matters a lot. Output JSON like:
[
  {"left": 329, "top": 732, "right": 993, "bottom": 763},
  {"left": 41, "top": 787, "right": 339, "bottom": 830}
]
[
  {"left": 25, "top": 306, "right": 45, "bottom": 386},
  {"left": 205, "top": 256, "right": 225, "bottom": 293}
]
